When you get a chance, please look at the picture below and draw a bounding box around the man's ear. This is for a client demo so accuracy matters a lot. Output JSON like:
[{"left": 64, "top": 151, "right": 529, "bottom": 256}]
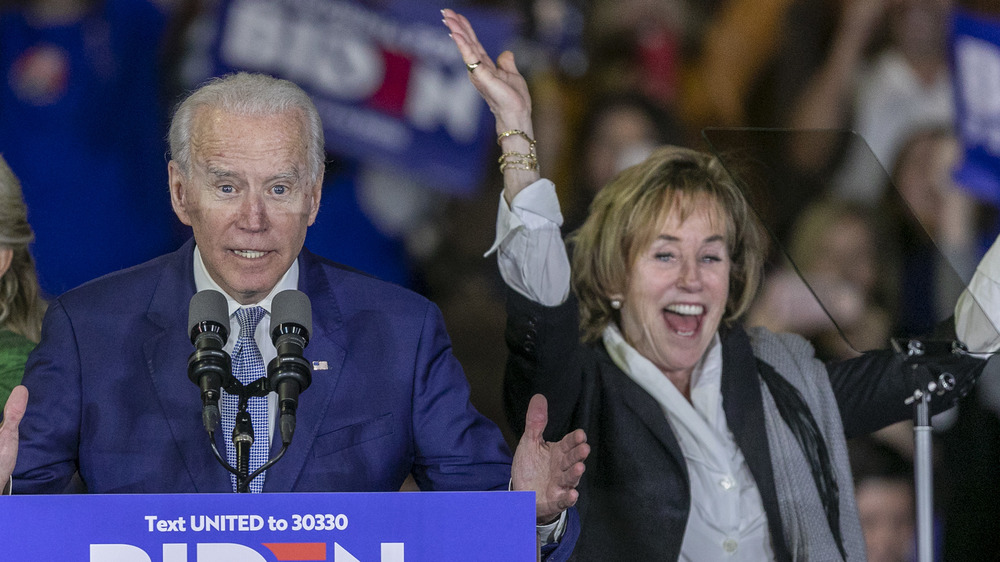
[
  {"left": 168, "top": 161, "right": 193, "bottom": 226},
  {"left": 0, "top": 248, "right": 12, "bottom": 279},
  {"left": 306, "top": 170, "right": 324, "bottom": 226}
]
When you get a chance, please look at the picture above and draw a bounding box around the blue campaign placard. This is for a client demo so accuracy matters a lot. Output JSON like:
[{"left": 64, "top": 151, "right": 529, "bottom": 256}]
[
  {"left": 1, "top": 491, "right": 536, "bottom": 561},
  {"left": 951, "top": 8, "right": 1000, "bottom": 204},
  {"left": 208, "top": 0, "right": 517, "bottom": 195}
]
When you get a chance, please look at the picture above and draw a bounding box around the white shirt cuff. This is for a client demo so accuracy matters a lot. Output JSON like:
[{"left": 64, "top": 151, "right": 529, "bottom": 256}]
[
  {"left": 485, "top": 179, "right": 563, "bottom": 257},
  {"left": 537, "top": 509, "right": 568, "bottom": 545},
  {"left": 488, "top": 179, "right": 571, "bottom": 306}
]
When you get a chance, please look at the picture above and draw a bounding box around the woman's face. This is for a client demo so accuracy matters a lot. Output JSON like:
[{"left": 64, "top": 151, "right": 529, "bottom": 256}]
[
  {"left": 619, "top": 198, "right": 731, "bottom": 380},
  {"left": 818, "top": 213, "right": 876, "bottom": 294},
  {"left": 857, "top": 479, "right": 915, "bottom": 562},
  {"left": 584, "top": 106, "right": 658, "bottom": 195},
  {"left": 890, "top": 0, "right": 950, "bottom": 60},
  {"left": 895, "top": 134, "right": 959, "bottom": 235}
]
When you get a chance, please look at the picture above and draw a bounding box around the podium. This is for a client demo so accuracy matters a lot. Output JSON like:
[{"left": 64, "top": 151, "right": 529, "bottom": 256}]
[{"left": 1, "top": 491, "right": 536, "bottom": 561}]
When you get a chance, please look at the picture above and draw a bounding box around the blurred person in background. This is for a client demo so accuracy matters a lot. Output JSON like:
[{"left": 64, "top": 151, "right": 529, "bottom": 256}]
[
  {"left": 883, "top": 126, "right": 983, "bottom": 337},
  {"left": 560, "top": 92, "right": 682, "bottom": 233},
  {"left": 0, "top": 156, "right": 46, "bottom": 408},
  {"left": 0, "top": 0, "right": 187, "bottom": 296},
  {"left": 787, "top": 0, "right": 954, "bottom": 203},
  {"left": 747, "top": 197, "right": 895, "bottom": 362},
  {"left": 848, "top": 437, "right": 917, "bottom": 562},
  {"left": 677, "top": 0, "right": 798, "bottom": 130}
]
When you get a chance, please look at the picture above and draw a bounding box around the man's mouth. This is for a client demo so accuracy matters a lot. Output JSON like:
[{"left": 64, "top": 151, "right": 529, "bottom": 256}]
[
  {"left": 663, "top": 303, "right": 704, "bottom": 337},
  {"left": 232, "top": 250, "right": 267, "bottom": 259}
]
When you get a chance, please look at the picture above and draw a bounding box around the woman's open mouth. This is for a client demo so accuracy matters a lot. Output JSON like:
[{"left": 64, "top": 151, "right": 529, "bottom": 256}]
[{"left": 663, "top": 303, "right": 704, "bottom": 337}]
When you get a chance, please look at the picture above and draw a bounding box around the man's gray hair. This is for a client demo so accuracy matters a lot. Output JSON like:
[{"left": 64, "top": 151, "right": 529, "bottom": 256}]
[{"left": 168, "top": 72, "right": 326, "bottom": 183}]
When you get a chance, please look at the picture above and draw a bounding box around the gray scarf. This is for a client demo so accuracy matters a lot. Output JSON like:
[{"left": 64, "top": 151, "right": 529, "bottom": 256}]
[{"left": 750, "top": 327, "right": 868, "bottom": 561}]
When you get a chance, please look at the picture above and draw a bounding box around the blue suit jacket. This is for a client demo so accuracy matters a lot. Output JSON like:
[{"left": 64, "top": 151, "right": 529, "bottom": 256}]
[{"left": 15, "top": 239, "right": 513, "bottom": 494}]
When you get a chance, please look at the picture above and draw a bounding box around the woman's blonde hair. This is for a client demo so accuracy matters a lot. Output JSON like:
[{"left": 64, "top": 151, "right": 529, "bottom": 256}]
[
  {"left": 0, "top": 156, "right": 46, "bottom": 342},
  {"left": 569, "top": 145, "right": 768, "bottom": 341}
]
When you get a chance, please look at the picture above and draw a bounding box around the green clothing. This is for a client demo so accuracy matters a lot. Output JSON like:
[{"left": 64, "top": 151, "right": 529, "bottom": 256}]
[{"left": 0, "top": 329, "right": 33, "bottom": 407}]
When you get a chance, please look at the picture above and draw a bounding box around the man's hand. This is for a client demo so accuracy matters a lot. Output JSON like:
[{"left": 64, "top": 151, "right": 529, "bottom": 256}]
[
  {"left": 511, "top": 394, "right": 589, "bottom": 525},
  {"left": 0, "top": 385, "right": 27, "bottom": 492}
]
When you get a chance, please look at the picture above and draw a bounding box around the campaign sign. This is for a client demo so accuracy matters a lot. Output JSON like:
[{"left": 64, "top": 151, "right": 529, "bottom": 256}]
[
  {"left": 1, "top": 491, "right": 536, "bottom": 560},
  {"left": 951, "top": 8, "right": 1000, "bottom": 204},
  {"left": 210, "top": 0, "right": 516, "bottom": 195}
]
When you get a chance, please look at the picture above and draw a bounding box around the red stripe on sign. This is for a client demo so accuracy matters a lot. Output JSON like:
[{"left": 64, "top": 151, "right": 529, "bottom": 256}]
[
  {"left": 262, "top": 542, "right": 327, "bottom": 560},
  {"left": 367, "top": 49, "right": 413, "bottom": 116}
]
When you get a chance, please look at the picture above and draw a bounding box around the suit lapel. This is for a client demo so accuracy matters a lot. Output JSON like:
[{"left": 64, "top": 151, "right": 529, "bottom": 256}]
[
  {"left": 263, "top": 249, "right": 347, "bottom": 492},
  {"left": 720, "top": 326, "right": 792, "bottom": 562},
  {"left": 141, "top": 239, "right": 232, "bottom": 492}
]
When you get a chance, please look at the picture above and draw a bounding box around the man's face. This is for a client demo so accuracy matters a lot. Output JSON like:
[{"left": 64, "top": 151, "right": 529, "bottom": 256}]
[{"left": 169, "top": 107, "right": 322, "bottom": 305}]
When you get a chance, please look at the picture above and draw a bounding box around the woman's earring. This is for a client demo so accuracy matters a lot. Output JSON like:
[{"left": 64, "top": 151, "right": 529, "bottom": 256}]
[{"left": 610, "top": 299, "right": 622, "bottom": 310}]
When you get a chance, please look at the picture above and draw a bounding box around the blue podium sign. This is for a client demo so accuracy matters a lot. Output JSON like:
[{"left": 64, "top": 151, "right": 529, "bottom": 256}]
[{"left": 1, "top": 491, "right": 536, "bottom": 561}]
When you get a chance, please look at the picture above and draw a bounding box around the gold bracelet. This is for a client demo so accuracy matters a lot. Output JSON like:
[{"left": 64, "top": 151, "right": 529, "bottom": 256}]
[
  {"left": 497, "top": 131, "right": 538, "bottom": 173},
  {"left": 498, "top": 151, "right": 538, "bottom": 173},
  {"left": 500, "top": 159, "right": 539, "bottom": 173},
  {"left": 497, "top": 129, "right": 536, "bottom": 148},
  {"left": 498, "top": 155, "right": 537, "bottom": 166},
  {"left": 498, "top": 151, "right": 536, "bottom": 161},
  {"left": 498, "top": 151, "right": 537, "bottom": 164}
]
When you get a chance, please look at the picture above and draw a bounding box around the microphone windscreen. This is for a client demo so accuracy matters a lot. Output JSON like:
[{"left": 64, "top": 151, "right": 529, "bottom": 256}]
[
  {"left": 272, "top": 290, "right": 312, "bottom": 334},
  {"left": 188, "top": 289, "right": 230, "bottom": 335}
]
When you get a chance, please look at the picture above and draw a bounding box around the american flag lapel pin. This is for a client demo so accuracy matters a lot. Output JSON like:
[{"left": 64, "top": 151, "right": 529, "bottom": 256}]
[{"left": 312, "top": 360, "right": 329, "bottom": 371}]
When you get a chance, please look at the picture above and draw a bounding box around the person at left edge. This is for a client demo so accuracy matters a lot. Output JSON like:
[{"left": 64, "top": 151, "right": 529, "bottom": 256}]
[
  {"left": 0, "top": 73, "right": 588, "bottom": 553},
  {"left": 0, "top": 155, "right": 46, "bottom": 407}
]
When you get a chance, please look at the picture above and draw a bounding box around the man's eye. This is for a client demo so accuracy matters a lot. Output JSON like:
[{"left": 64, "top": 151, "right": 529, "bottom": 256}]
[
  {"left": 219, "top": 185, "right": 234, "bottom": 194},
  {"left": 272, "top": 185, "right": 287, "bottom": 195}
]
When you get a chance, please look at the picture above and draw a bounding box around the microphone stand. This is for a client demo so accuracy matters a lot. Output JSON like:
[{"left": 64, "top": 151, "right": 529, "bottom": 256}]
[
  {"left": 205, "top": 376, "right": 288, "bottom": 493},
  {"left": 233, "top": 406, "right": 253, "bottom": 490},
  {"left": 189, "top": 289, "right": 312, "bottom": 493},
  {"left": 894, "top": 338, "right": 961, "bottom": 562}
]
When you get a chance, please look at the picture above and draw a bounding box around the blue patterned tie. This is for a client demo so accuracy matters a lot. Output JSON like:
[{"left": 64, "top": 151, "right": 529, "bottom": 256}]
[{"left": 221, "top": 306, "right": 269, "bottom": 493}]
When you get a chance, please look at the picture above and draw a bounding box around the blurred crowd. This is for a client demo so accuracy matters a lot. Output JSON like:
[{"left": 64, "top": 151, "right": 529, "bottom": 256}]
[{"left": 4, "top": 0, "right": 1000, "bottom": 559}]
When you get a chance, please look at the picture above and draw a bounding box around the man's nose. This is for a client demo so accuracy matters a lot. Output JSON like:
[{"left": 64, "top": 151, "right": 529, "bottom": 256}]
[{"left": 237, "top": 193, "right": 269, "bottom": 231}]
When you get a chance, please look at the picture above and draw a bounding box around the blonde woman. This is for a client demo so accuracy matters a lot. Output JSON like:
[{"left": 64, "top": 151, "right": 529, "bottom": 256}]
[
  {"left": 0, "top": 156, "right": 45, "bottom": 407},
  {"left": 444, "top": 8, "right": 986, "bottom": 560}
]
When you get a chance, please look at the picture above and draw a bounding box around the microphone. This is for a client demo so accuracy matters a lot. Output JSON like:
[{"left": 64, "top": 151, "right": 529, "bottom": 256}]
[
  {"left": 187, "top": 289, "right": 232, "bottom": 434},
  {"left": 267, "top": 289, "right": 313, "bottom": 445}
]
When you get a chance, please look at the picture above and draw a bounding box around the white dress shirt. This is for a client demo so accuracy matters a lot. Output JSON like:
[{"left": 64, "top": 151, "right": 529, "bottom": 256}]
[
  {"left": 192, "top": 246, "right": 300, "bottom": 445},
  {"left": 492, "top": 179, "right": 776, "bottom": 560}
]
